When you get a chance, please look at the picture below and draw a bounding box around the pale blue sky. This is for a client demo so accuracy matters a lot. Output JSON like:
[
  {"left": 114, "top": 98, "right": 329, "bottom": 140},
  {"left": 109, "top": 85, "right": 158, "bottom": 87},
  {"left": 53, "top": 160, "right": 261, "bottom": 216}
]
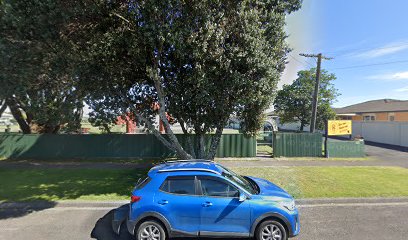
[{"left": 283, "top": 0, "right": 408, "bottom": 107}]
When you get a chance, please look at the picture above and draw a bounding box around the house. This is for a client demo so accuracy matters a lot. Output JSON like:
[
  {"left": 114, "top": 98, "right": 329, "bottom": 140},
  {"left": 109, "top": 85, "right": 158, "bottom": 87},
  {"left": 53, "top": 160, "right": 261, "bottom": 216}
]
[{"left": 335, "top": 99, "right": 408, "bottom": 122}]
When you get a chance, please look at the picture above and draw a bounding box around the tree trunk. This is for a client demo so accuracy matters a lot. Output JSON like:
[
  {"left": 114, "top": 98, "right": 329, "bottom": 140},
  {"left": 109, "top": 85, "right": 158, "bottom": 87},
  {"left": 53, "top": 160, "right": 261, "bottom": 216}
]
[
  {"left": 300, "top": 121, "right": 305, "bottom": 132},
  {"left": 52, "top": 125, "right": 61, "bottom": 134},
  {"left": 206, "top": 125, "right": 224, "bottom": 160},
  {"left": 134, "top": 111, "right": 192, "bottom": 160},
  {"left": 6, "top": 99, "right": 31, "bottom": 134},
  {"left": 150, "top": 63, "right": 192, "bottom": 160},
  {"left": 196, "top": 133, "right": 206, "bottom": 159},
  {"left": 179, "top": 119, "right": 196, "bottom": 158},
  {"left": 0, "top": 100, "right": 7, "bottom": 117}
]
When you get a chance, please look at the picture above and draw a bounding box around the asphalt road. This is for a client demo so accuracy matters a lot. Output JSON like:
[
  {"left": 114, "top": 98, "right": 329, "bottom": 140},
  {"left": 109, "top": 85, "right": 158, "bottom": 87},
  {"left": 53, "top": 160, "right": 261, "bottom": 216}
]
[{"left": 1, "top": 200, "right": 408, "bottom": 240}]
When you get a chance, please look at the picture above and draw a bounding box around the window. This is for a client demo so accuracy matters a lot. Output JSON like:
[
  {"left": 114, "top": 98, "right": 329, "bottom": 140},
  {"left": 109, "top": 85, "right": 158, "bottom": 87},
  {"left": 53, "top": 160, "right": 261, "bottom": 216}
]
[
  {"left": 389, "top": 113, "right": 395, "bottom": 122},
  {"left": 199, "top": 178, "right": 239, "bottom": 198},
  {"left": 134, "top": 177, "right": 151, "bottom": 190},
  {"left": 217, "top": 164, "right": 259, "bottom": 194},
  {"left": 363, "top": 115, "right": 375, "bottom": 121},
  {"left": 160, "top": 176, "right": 196, "bottom": 195}
]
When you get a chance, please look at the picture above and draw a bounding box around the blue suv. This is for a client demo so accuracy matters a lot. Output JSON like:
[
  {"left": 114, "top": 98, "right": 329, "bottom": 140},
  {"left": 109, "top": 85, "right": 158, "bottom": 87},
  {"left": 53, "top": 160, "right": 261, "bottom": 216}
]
[{"left": 114, "top": 160, "right": 300, "bottom": 240}]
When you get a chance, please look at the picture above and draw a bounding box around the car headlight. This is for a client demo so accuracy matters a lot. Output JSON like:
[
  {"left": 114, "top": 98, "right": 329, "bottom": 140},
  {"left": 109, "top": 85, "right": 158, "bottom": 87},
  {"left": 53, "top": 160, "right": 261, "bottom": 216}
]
[{"left": 279, "top": 199, "right": 296, "bottom": 211}]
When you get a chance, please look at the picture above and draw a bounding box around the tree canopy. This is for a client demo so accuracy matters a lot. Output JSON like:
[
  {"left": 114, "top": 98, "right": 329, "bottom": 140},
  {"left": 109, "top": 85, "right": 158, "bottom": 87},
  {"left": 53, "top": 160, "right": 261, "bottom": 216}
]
[
  {"left": 0, "top": 0, "right": 302, "bottom": 159},
  {"left": 78, "top": 0, "right": 302, "bottom": 159},
  {"left": 0, "top": 0, "right": 88, "bottom": 133},
  {"left": 274, "top": 68, "right": 340, "bottom": 131}
]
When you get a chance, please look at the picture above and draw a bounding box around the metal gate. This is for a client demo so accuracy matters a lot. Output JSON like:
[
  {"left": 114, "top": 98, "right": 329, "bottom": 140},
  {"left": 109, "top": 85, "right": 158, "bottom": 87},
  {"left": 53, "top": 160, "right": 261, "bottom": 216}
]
[{"left": 256, "top": 131, "right": 273, "bottom": 157}]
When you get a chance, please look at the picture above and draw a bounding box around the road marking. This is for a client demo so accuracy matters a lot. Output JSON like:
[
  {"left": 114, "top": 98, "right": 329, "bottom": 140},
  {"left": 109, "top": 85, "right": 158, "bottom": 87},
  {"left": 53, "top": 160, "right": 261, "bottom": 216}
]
[{"left": 299, "top": 202, "right": 408, "bottom": 208}]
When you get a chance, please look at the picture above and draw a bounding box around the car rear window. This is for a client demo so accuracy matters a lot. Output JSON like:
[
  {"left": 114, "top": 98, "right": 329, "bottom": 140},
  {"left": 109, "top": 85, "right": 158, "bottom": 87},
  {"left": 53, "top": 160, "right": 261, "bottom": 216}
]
[
  {"left": 134, "top": 177, "right": 151, "bottom": 190},
  {"left": 160, "top": 176, "right": 196, "bottom": 195}
]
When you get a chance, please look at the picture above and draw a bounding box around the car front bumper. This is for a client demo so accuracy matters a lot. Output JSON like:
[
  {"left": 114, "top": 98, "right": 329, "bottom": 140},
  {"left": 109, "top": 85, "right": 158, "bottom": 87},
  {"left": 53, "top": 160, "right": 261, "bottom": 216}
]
[{"left": 288, "top": 209, "right": 300, "bottom": 237}]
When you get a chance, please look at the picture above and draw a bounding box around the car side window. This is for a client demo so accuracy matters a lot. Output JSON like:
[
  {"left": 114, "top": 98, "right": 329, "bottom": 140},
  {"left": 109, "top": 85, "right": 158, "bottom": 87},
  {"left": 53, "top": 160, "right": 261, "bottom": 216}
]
[
  {"left": 199, "top": 177, "right": 239, "bottom": 198},
  {"left": 160, "top": 176, "right": 196, "bottom": 195}
]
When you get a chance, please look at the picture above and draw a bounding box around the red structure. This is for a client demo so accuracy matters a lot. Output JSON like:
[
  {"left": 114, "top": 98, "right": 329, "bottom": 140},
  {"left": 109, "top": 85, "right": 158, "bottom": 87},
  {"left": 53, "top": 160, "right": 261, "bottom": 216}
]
[
  {"left": 116, "top": 103, "right": 173, "bottom": 134},
  {"left": 117, "top": 114, "right": 137, "bottom": 134}
]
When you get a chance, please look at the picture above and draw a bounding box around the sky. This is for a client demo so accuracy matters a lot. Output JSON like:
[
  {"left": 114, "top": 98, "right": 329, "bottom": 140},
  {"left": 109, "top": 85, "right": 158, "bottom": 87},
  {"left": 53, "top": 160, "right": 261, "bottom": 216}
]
[{"left": 282, "top": 0, "right": 408, "bottom": 107}]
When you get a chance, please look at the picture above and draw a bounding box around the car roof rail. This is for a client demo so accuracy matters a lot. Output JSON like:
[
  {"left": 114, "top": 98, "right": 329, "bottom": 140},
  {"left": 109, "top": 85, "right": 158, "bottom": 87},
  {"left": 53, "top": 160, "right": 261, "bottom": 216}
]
[
  {"left": 157, "top": 168, "right": 221, "bottom": 175},
  {"left": 162, "top": 159, "right": 214, "bottom": 164}
]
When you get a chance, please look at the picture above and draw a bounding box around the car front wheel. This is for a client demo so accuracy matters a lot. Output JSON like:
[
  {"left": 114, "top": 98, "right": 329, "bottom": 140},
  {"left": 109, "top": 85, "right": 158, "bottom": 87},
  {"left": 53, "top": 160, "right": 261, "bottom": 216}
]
[
  {"left": 136, "top": 220, "right": 166, "bottom": 240},
  {"left": 256, "top": 220, "right": 288, "bottom": 240}
]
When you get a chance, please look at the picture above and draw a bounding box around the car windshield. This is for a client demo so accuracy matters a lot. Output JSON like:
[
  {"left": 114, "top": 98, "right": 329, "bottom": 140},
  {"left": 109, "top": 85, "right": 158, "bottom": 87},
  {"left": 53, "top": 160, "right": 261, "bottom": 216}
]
[{"left": 217, "top": 164, "right": 259, "bottom": 194}]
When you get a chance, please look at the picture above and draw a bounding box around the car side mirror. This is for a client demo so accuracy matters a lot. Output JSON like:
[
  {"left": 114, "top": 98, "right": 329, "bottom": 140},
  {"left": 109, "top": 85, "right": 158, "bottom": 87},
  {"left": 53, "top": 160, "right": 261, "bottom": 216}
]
[{"left": 239, "top": 192, "right": 247, "bottom": 202}]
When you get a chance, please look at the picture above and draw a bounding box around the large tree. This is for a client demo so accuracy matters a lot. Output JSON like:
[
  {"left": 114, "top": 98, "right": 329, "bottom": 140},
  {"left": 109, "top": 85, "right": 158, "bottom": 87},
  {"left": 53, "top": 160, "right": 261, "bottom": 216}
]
[
  {"left": 274, "top": 68, "right": 340, "bottom": 131},
  {"left": 0, "top": 0, "right": 89, "bottom": 133},
  {"left": 80, "top": 0, "right": 302, "bottom": 159}
]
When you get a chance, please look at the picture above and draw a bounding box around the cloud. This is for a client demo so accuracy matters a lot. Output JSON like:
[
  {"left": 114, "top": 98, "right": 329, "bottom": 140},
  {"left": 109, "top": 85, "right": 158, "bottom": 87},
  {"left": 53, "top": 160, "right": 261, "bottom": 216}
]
[
  {"left": 395, "top": 86, "right": 408, "bottom": 92},
  {"left": 367, "top": 71, "right": 408, "bottom": 81},
  {"left": 353, "top": 42, "right": 408, "bottom": 58}
]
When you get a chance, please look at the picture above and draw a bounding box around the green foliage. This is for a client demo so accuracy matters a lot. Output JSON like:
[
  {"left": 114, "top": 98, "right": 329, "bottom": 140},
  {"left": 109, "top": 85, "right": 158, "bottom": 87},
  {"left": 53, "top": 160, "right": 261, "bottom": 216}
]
[
  {"left": 0, "top": 0, "right": 302, "bottom": 158},
  {"left": 274, "top": 68, "right": 340, "bottom": 131},
  {"left": 0, "top": 0, "right": 87, "bottom": 133},
  {"left": 79, "top": 0, "right": 301, "bottom": 158}
]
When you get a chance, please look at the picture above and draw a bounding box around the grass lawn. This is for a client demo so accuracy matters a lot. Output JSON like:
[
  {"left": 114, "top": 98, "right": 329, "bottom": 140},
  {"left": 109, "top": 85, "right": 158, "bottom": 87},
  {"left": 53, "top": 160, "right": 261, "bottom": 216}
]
[
  {"left": 0, "top": 168, "right": 146, "bottom": 202},
  {"left": 1, "top": 166, "right": 408, "bottom": 202},
  {"left": 257, "top": 145, "right": 273, "bottom": 155},
  {"left": 232, "top": 166, "right": 408, "bottom": 198}
]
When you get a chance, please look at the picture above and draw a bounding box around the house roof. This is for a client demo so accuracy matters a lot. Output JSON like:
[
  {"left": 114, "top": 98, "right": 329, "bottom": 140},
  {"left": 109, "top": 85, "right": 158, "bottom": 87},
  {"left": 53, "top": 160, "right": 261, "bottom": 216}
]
[{"left": 335, "top": 99, "right": 408, "bottom": 114}]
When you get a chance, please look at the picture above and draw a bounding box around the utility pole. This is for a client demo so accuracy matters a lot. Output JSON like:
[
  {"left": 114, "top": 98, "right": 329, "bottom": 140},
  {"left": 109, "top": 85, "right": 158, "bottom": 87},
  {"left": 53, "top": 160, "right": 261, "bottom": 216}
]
[{"left": 299, "top": 53, "right": 333, "bottom": 133}]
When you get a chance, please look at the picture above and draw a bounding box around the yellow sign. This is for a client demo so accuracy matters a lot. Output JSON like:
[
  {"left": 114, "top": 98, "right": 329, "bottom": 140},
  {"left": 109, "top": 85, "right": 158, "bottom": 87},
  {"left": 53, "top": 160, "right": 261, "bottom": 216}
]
[{"left": 327, "top": 120, "right": 352, "bottom": 136}]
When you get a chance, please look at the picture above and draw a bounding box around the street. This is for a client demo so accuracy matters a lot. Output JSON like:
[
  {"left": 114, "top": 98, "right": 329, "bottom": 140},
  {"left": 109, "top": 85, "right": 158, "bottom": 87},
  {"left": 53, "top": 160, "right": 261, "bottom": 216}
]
[{"left": 1, "top": 199, "right": 408, "bottom": 240}]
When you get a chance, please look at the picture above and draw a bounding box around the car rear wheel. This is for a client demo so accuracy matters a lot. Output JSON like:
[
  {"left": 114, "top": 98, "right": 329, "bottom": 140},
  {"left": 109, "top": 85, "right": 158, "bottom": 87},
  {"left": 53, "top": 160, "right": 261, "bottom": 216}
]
[
  {"left": 136, "top": 220, "right": 166, "bottom": 240},
  {"left": 256, "top": 220, "right": 288, "bottom": 240}
]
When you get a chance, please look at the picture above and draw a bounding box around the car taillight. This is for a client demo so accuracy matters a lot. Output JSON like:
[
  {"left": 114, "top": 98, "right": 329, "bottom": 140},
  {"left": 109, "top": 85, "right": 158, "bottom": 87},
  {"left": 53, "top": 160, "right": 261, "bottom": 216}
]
[{"left": 131, "top": 195, "right": 141, "bottom": 203}]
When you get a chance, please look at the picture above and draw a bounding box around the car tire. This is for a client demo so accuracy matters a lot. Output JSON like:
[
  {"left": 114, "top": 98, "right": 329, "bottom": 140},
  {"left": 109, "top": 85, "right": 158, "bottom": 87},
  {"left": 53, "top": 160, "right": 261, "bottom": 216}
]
[
  {"left": 256, "top": 220, "right": 288, "bottom": 240},
  {"left": 136, "top": 220, "right": 166, "bottom": 240}
]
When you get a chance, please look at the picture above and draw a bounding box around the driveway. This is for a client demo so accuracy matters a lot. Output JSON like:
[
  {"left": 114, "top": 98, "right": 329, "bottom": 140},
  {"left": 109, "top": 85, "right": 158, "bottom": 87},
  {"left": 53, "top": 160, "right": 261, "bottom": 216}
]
[
  {"left": 218, "top": 142, "right": 408, "bottom": 168},
  {"left": 1, "top": 199, "right": 408, "bottom": 240}
]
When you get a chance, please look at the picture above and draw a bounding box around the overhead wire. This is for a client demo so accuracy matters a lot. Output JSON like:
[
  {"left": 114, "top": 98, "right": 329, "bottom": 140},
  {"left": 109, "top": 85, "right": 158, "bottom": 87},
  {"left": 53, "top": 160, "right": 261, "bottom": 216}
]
[{"left": 329, "top": 59, "right": 408, "bottom": 70}]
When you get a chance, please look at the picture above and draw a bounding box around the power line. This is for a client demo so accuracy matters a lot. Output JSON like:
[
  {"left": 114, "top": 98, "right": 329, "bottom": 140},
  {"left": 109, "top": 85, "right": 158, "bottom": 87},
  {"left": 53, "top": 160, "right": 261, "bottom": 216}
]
[
  {"left": 326, "top": 41, "right": 408, "bottom": 58},
  {"left": 289, "top": 53, "right": 314, "bottom": 68},
  {"left": 330, "top": 59, "right": 408, "bottom": 70}
]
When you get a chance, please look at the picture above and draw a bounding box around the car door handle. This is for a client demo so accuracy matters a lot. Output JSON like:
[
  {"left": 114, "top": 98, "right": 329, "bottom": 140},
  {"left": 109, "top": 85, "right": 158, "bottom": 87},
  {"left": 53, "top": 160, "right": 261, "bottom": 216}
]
[
  {"left": 158, "top": 200, "right": 168, "bottom": 205},
  {"left": 202, "top": 202, "right": 213, "bottom": 207}
]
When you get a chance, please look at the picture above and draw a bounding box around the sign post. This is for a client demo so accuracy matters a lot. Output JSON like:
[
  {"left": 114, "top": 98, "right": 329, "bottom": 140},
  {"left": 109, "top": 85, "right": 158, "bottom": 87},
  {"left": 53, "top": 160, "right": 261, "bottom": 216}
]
[{"left": 325, "top": 120, "right": 352, "bottom": 158}]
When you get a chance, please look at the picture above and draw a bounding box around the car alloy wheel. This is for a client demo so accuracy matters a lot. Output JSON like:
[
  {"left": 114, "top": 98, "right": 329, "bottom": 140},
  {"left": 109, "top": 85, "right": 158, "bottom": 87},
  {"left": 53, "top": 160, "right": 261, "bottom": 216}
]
[
  {"left": 262, "top": 224, "right": 282, "bottom": 240},
  {"left": 137, "top": 221, "right": 165, "bottom": 240},
  {"left": 257, "top": 220, "right": 287, "bottom": 240}
]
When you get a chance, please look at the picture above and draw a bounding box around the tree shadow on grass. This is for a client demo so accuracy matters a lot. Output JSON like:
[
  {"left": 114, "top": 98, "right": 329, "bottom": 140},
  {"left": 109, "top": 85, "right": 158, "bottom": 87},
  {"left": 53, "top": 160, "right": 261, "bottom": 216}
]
[{"left": 0, "top": 168, "right": 148, "bottom": 219}]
